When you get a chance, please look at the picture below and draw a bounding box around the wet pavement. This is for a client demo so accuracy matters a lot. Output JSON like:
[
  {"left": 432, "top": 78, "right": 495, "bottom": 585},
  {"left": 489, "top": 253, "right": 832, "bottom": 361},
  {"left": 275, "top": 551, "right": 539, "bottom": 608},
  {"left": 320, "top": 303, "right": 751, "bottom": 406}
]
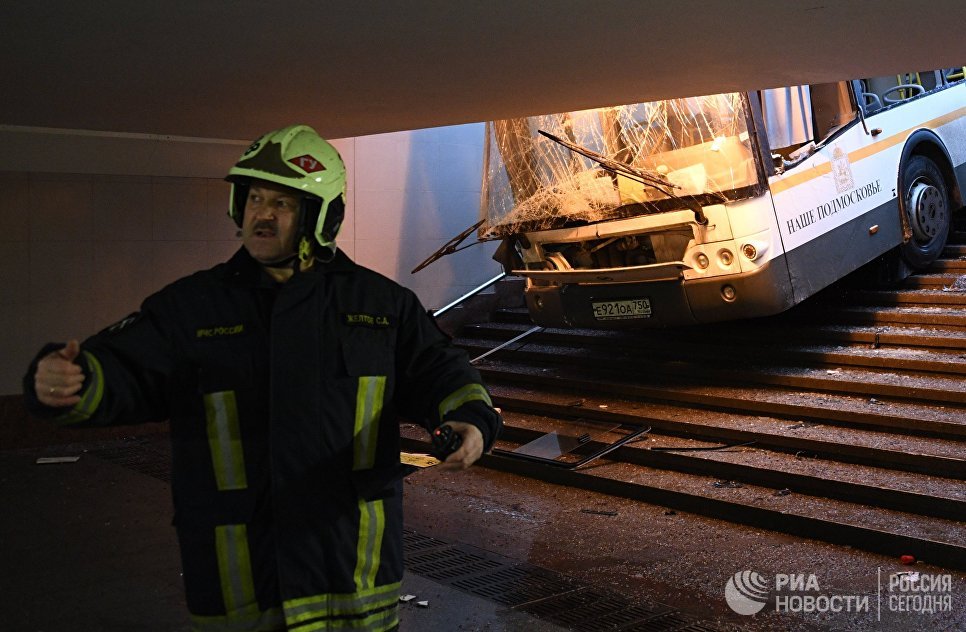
[
  {"left": 0, "top": 439, "right": 567, "bottom": 632},
  {"left": 400, "top": 450, "right": 966, "bottom": 632},
  {"left": 2, "top": 429, "right": 962, "bottom": 631}
]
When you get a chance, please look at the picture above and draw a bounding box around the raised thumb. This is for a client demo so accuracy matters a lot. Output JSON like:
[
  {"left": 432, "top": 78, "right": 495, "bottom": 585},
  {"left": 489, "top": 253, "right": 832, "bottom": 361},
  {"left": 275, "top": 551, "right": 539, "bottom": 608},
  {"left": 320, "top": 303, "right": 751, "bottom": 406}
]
[{"left": 58, "top": 339, "right": 81, "bottom": 362}]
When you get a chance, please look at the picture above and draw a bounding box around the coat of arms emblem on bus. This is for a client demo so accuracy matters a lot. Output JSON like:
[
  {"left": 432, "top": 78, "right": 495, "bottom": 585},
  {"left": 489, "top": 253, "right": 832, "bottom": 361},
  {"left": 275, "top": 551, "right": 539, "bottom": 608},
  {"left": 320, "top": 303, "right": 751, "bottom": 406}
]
[{"left": 832, "top": 146, "right": 855, "bottom": 194}]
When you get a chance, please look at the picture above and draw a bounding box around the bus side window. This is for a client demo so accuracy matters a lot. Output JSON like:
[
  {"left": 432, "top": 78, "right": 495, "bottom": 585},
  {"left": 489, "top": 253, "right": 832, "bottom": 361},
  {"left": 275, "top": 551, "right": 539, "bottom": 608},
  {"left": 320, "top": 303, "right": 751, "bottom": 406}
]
[
  {"left": 855, "top": 79, "right": 881, "bottom": 115},
  {"left": 915, "top": 71, "right": 942, "bottom": 91},
  {"left": 760, "top": 86, "right": 813, "bottom": 159},
  {"left": 808, "top": 81, "right": 855, "bottom": 140}
]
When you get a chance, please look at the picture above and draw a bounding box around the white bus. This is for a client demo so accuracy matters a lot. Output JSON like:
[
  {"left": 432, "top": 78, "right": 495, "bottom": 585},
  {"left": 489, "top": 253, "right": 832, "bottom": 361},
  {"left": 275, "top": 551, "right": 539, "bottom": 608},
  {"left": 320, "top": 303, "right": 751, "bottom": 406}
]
[{"left": 478, "top": 67, "right": 966, "bottom": 328}]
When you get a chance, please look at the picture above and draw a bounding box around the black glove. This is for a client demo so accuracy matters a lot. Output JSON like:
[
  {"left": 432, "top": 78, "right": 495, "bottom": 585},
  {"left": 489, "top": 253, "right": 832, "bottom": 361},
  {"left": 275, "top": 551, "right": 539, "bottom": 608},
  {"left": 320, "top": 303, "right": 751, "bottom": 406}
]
[{"left": 431, "top": 424, "right": 463, "bottom": 460}]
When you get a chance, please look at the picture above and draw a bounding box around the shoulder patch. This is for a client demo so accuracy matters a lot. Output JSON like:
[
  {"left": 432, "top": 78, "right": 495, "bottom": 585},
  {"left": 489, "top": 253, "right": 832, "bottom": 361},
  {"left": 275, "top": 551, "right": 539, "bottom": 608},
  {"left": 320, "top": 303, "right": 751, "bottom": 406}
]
[
  {"left": 104, "top": 313, "right": 141, "bottom": 335},
  {"left": 343, "top": 313, "right": 395, "bottom": 328}
]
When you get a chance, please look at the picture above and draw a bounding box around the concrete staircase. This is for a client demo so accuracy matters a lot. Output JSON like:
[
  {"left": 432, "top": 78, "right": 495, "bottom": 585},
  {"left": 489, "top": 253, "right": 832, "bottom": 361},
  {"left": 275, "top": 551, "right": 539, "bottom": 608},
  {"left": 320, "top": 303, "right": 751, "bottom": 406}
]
[{"left": 434, "top": 275, "right": 526, "bottom": 337}]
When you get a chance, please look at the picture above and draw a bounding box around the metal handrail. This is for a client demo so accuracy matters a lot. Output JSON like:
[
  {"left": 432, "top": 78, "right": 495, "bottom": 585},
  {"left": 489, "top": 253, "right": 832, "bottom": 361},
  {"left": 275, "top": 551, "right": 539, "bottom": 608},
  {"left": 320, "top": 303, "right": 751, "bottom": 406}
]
[
  {"left": 470, "top": 325, "right": 542, "bottom": 364},
  {"left": 432, "top": 272, "right": 506, "bottom": 318}
]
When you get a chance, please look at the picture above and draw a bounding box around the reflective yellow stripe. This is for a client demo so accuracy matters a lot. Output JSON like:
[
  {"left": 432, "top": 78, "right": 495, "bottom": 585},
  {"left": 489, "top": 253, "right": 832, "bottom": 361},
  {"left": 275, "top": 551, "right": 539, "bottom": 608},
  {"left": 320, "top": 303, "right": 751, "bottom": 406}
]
[
  {"left": 350, "top": 376, "right": 387, "bottom": 590},
  {"left": 58, "top": 351, "right": 105, "bottom": 425},
  {"left": 283, "top": 582, "right": 400, "bottom": 629},
  {"left": 352, "top": 376, "right": 386, "bottom": 471},
  {"left": 190, "top": 606, "right": 284, "bottom": 632},
  {"left": 293, "top": 606, "right": 398, "bottom": 631},
  {"left": 354, "top": 499, "right": 385, "bottom": 592},
  {"left": 438, "top": 383, "right": 492, "bottom": 421},
  {"left": 204, "top": 391, "right": 247, "bottom": 490},
  {"left": 215, "top": 524, "right": 257, "bottom": 616},
  {"left": 770, "top": 106, "right": 966, "bottom": 195}
]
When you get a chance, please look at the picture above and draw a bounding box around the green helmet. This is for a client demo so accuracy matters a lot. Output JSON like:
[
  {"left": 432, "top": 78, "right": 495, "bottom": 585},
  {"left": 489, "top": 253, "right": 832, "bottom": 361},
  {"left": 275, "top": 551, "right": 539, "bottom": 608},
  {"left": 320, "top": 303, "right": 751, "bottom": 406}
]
[{"left": 227, "top": 124, "right": 347, "bottom": 261}]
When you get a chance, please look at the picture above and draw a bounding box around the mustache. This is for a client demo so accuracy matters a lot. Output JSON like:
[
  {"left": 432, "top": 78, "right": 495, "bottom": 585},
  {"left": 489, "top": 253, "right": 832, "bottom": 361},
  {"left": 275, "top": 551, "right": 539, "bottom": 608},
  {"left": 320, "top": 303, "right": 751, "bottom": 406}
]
[{"left": 252, "top": 220, "right": 277, "bottom": 233}]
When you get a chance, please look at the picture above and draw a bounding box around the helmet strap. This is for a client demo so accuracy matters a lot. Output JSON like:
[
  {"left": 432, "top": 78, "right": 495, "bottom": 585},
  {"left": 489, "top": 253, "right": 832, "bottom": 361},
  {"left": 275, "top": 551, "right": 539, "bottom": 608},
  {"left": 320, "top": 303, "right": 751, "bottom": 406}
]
[
  {"left": 293, "top": 196, "right": 337, "bottom": 265},
  {"left": 298, "top": 237, "right": 314, "bottom": 263}
]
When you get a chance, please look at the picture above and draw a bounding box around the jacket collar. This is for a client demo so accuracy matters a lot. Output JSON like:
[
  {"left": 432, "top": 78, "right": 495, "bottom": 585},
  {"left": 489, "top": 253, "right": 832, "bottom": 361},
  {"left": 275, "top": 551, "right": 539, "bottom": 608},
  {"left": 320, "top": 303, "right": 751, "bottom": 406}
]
[
  {"left": 319, "top": 248, "right": 357, "bottom": 274},
  {"left": 221, "top": 246, "right": 357, "bottom": 287}
]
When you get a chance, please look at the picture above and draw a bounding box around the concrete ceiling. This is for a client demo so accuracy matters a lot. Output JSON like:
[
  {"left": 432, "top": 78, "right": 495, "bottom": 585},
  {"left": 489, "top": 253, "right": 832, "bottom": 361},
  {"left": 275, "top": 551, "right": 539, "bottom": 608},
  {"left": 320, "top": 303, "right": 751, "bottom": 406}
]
[{"left": 2, "top": 1, "right": 965, "bottom": 141}]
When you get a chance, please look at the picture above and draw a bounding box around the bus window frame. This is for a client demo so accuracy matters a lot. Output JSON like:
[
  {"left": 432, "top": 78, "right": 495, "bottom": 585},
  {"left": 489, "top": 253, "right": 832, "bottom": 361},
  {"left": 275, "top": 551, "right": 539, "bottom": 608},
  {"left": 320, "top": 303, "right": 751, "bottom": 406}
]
[
  {"left": 746, "top": 90, "right": 776, "bottom": 178},
  {"left": 758, "top": 80, "right": 864, "bottom": 175}
]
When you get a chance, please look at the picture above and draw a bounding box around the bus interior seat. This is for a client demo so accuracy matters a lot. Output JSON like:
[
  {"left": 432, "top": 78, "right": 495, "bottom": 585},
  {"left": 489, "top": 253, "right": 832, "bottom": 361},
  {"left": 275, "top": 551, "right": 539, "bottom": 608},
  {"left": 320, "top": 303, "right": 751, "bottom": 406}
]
[
  {"left": 883, "top": 83, "right": 925, "bottom": 104},
  {"left": 861, "top": 74, "right": 925, "bottom": 109},
  {"left": 861, "top": 91, "right": 882, "bottom": 113},
  {"left": 881, "top": 72, "right": 929, "bottom": 104}
]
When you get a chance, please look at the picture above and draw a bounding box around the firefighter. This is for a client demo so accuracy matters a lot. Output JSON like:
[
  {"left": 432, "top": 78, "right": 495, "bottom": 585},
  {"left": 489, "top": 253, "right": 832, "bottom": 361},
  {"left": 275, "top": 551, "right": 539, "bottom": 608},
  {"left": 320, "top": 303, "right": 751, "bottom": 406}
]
[{"left": 25, "top": 124, "right": 503, "bottom": 631}]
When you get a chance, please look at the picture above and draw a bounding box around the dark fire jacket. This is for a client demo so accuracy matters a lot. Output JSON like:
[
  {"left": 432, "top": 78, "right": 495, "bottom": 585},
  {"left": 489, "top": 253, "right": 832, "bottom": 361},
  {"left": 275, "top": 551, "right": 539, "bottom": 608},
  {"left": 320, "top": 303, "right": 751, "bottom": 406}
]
[{"left": 25, "top": 248, "right": 502, "bottom": 631}]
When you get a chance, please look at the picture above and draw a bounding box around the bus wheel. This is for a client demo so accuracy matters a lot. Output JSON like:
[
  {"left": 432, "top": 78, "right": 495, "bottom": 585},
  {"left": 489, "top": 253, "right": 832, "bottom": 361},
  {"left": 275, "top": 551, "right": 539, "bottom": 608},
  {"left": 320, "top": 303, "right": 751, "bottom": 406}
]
[{"left": 900, "top": 155, "right": 950, "bottom": 269}]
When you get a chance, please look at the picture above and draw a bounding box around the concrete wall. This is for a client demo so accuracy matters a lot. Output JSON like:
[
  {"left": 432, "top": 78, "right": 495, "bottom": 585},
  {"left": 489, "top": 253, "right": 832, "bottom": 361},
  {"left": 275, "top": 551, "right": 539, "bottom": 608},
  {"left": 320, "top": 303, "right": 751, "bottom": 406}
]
[{"left": 0, "top": 125, "right": 500, "bottom": 395}]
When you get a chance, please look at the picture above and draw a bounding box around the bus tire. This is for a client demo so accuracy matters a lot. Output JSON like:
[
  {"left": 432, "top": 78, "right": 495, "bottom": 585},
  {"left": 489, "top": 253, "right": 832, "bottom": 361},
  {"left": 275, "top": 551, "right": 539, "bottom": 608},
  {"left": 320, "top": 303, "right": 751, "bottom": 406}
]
[{"left": 899, "top": 155, "right": 951, "bottom": 269}]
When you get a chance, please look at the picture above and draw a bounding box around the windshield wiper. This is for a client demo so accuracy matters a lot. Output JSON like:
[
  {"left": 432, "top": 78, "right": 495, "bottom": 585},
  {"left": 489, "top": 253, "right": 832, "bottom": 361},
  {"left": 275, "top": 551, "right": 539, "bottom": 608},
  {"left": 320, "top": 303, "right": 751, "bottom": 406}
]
[
  {"left": 411, "top": 218, "right": 486, "bottom": 273},
  {"left": 538, "top": 130, "right": 710, "bottom": 225}
]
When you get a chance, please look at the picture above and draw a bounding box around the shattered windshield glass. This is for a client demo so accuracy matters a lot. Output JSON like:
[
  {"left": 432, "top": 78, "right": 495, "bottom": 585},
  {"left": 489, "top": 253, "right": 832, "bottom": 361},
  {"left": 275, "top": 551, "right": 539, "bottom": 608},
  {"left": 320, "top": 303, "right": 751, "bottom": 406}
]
[{"left": 480, "top": 93, "right": 759, "bottom": 238}]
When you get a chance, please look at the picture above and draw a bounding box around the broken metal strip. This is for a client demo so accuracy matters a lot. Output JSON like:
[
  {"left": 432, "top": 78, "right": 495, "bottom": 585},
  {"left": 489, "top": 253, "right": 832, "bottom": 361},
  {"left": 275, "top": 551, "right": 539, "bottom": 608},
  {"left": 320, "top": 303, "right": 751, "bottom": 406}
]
[
  {"left": 649, "top": 441, "right": 756, "bottom": 452},
  {"left": 432, "top": 272, "right": 506, "bottom": 318},
  {"left": 491, "top": 425, "right": 650, "bottom": 470},
  {"left": 470, "top": 325, "right": 542, "bottom": 364}
]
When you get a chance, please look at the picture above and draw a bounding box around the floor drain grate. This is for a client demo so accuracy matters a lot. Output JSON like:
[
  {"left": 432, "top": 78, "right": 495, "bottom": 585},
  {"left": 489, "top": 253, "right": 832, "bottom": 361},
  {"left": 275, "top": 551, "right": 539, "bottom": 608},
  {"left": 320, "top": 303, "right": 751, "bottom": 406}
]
[
  {"left": 575, "top": 603, "right": 675, "bottom": 631},
  {"left": 453, "top": 564, "right": 582, "bottom": 606},
  {"left": 402, "top": 529, "right": 725, "bottom": 631},
  {"left": 402, "top": 530, "right": 449, "bottom": 553},
  {"left": 407, "top": 548, "right": 504, "bottom": 581}
]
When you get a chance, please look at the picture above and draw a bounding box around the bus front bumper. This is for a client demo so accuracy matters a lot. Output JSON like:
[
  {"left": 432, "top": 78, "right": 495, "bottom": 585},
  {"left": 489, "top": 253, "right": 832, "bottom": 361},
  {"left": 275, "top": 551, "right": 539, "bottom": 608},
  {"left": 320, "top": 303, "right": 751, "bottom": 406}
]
[{"left": 523, "top": 256, "right": 795, "bottom": 329}]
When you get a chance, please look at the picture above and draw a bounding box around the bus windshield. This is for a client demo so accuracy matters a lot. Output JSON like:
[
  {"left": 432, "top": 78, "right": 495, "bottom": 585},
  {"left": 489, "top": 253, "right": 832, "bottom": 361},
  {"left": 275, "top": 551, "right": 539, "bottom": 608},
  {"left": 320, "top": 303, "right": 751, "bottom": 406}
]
[{"left": 481, "top": 93, "right": 761, "bottom": 238}]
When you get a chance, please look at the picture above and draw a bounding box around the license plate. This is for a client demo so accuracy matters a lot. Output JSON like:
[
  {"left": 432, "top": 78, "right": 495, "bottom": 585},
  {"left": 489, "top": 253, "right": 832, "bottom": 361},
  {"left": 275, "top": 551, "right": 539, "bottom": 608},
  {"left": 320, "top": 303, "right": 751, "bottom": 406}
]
[{"left": 592, "top": 298, "right": 652, "bottom": 321}]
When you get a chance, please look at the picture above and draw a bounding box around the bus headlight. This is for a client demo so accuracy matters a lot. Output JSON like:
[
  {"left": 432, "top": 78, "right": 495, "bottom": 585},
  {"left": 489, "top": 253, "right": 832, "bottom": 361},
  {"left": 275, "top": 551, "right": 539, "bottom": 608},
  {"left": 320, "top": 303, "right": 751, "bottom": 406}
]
[
  {"left": 741, "top": 243, "right": 760, "bottom": 261},
  {"left": 695, "top": 253, "right": 710, "bottom": 269},
  {"left": 721, "top": 285, "right": 737, "bottom": 302},
  {"left": 719, "top": 249, "right": 734, "bottom": 266}
]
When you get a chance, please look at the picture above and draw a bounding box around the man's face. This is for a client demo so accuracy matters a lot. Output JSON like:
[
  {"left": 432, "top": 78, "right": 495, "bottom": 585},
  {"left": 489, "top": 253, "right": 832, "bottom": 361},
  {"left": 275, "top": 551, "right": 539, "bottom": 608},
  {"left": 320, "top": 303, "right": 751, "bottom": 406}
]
[{"left": 241, "top": 181, "right": 301, "bottom": 265}]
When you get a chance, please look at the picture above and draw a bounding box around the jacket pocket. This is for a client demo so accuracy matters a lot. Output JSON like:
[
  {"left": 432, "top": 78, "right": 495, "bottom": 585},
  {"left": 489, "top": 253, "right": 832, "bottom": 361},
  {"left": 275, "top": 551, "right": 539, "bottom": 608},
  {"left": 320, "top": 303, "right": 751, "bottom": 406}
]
[
  {"left": 195, "top": 341, "right": 254, "bottom": 394},
  {"left": 350, "top": 465, "right": 411, "bottom": 501},
  {"left": 340, "top": 334, "right": 394, "bottom": 377},
  {"left": 172, "top": 488, "right": 257, "bottom": 526}
]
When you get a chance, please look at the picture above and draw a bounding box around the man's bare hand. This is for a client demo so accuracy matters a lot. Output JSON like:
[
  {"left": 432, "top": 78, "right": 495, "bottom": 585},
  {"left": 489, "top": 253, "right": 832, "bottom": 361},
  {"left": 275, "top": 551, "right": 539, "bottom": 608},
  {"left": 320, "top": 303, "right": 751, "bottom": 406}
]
[
  {"left": 34, "top": 340, "right": 84, "bottom": 407},
  {"left": 436, "top": 421, "right": 484, "bottom": 471}
]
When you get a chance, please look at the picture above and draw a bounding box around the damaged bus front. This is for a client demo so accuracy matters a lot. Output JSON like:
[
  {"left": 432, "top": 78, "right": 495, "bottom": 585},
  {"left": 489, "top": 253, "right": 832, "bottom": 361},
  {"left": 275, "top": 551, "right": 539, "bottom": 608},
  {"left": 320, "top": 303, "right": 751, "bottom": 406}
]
[
  {"left": 481, "top": 93, "right": 788, "bottom": 328},
  {"left": 472, "top": 70, "right": 964, "bottom": 329}
]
